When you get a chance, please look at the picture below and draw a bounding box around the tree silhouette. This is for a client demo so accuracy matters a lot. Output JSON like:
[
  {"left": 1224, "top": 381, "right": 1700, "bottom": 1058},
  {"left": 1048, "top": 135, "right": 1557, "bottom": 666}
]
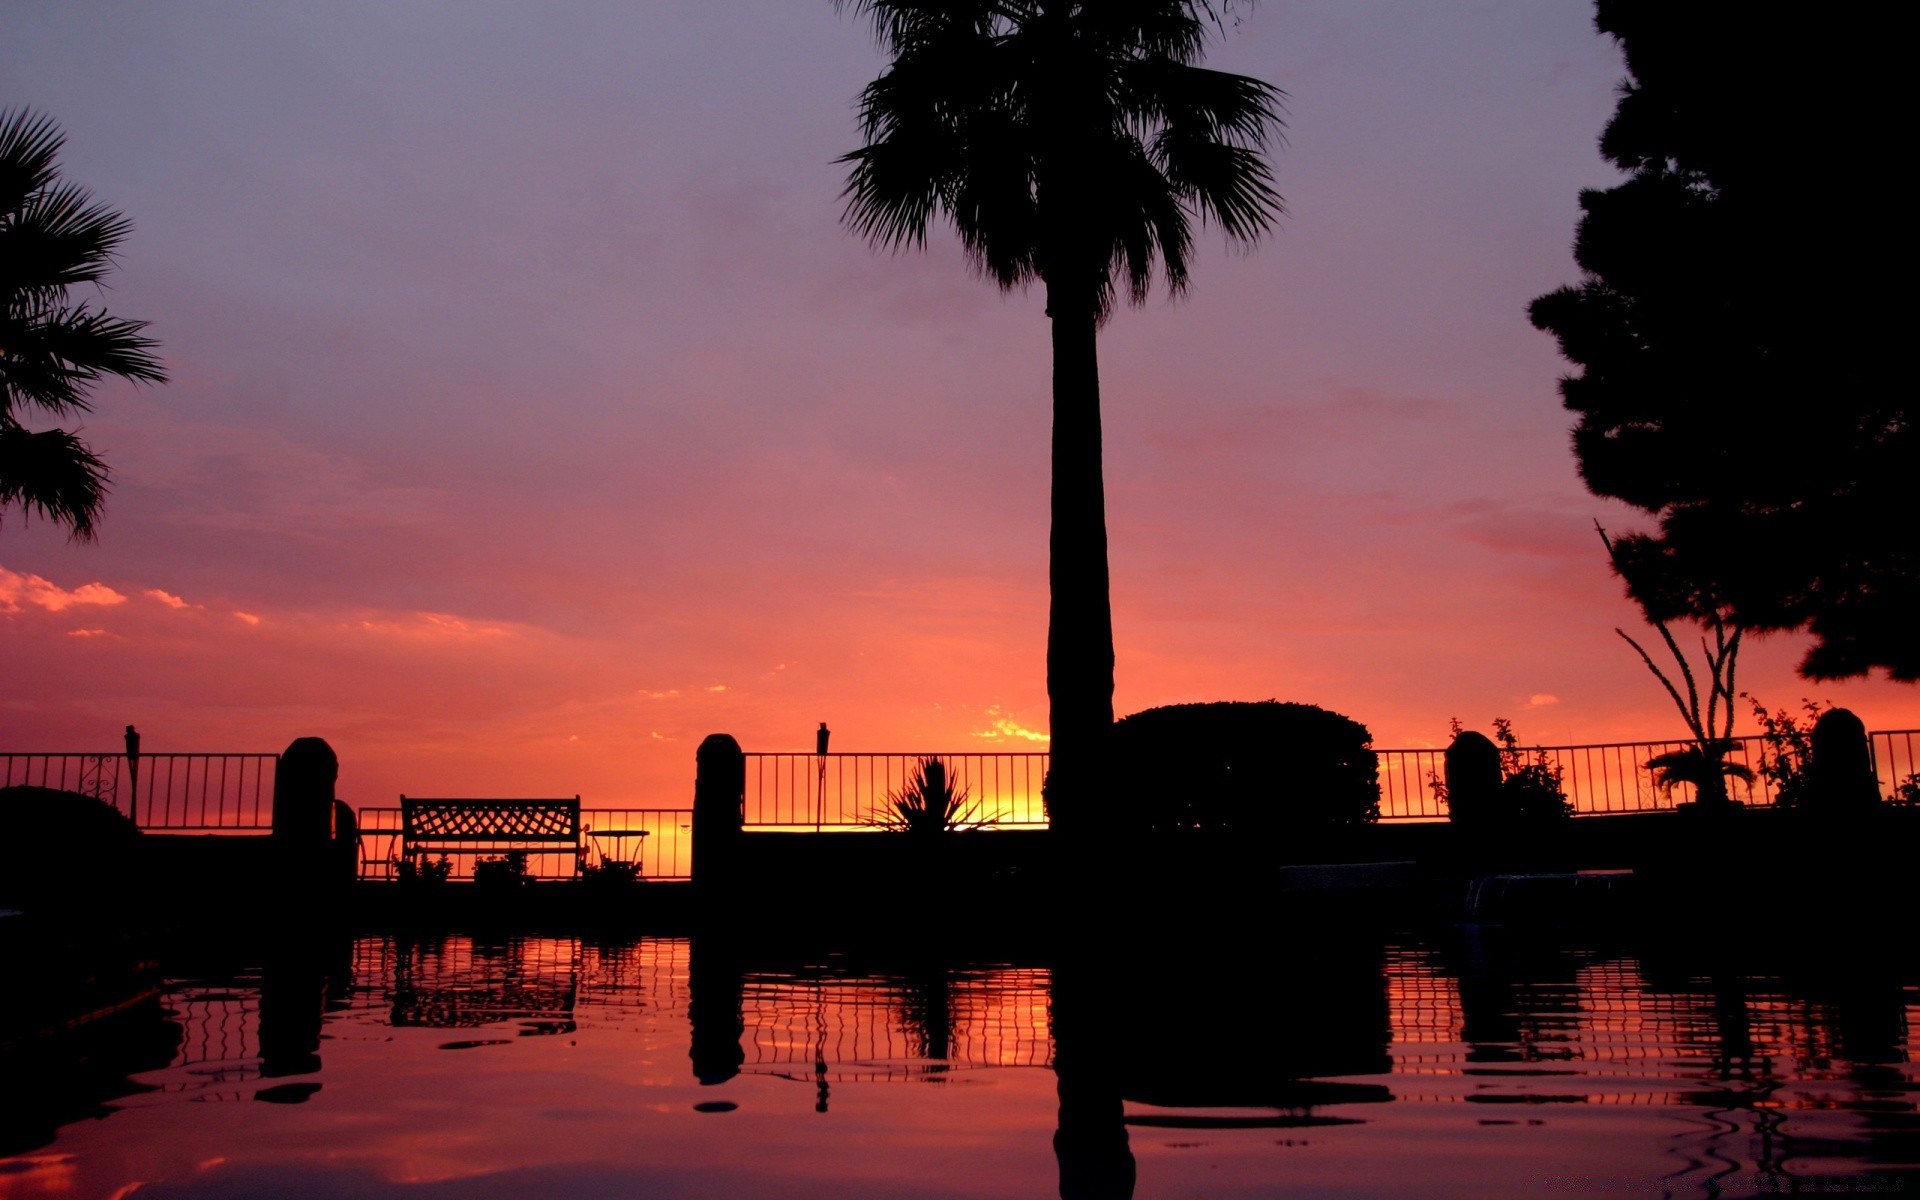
[
  {"left": 1, "top": 108, "right": 165, "bottom": 541},
  {"left": 1528, "top": 3, "right": 1913, "bottom": 680},
  {"left": 836, "top": 1, "right": 1284, "bottom": 838}
]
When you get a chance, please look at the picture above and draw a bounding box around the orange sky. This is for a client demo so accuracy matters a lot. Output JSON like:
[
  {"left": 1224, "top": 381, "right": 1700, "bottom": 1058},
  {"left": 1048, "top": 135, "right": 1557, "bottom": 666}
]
[{"left": 6, "top": 3, "right": 1918, "bottom": 811}]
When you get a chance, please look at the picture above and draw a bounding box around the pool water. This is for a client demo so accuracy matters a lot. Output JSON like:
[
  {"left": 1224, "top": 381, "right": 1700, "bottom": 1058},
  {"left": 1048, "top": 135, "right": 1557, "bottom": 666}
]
[{"left": 4, "top": 921, "right": 1916, "bottom": 1198}]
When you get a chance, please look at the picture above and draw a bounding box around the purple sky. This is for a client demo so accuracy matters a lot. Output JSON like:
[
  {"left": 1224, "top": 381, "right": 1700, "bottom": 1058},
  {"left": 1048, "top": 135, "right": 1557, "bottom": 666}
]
[{"left": 7, "top": 3, "right": 1913, "bottom": 808}]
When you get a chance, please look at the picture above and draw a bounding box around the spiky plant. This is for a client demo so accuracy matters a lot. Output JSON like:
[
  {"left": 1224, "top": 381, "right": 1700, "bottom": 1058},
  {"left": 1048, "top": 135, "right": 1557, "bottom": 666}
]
[
  {"left": 1647, "top": 742, "right": 1754, "bottom": 807},
  {"left": 865, "top": 757, "right": 992, "bottom": 836}
]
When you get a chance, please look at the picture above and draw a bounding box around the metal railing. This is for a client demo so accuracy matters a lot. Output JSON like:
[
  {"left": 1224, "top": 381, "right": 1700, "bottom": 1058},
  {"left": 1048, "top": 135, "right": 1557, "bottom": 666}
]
[
  {"left": 1, "top": 751, "right": 278, "bottom": 831},
  {"left": 743, "top": 752, "right": 1050, "bottom": 830},
  {"left": 1871, "top": 729, "right": 1920, "bottom": 802},
  {"left": 354, "top": 806, "right": 693, "bottom": 881},
  {"left": 1377, "top": 729, "right": 1920, "bottom": 820},
  {"left": 1374, "top": 736, "right": 1777, "bottom": 820}
]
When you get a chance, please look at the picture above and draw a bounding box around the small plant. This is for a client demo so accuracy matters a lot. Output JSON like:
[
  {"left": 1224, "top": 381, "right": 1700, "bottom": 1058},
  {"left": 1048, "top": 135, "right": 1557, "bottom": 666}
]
[
  {"left": 1745, "top": 695, "right": 1828, "bottom": 808},
  {"left": 395, "top": 854, "right": 452, "bottom": 885},
  {"left": 1645, "top": 742, "right": 1754, "bottom": 804},
  {"left": 473, "top": 849, "right": 532, "bottom": 887},
  {"left": 1599, "top": 523, "right": 1747, "bottom": 808},
  {"left": 1888, "top": 774, "right": 1920, "bottom": 807},
  {"left": 1491, "top": 718, "right": 1574, "bottom": 821},
  {"left": 864, "top": 757, "right": 995, "bottom": 835},
  {"left": 581, "top": 857, "right": 642, "bottom": 885}
]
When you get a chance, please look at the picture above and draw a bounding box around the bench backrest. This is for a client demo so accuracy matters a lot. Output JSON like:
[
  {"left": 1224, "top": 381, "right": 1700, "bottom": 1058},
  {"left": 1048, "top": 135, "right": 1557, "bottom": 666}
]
[{"left": 400, "top": 796, "right": 582, "bottom": 844}]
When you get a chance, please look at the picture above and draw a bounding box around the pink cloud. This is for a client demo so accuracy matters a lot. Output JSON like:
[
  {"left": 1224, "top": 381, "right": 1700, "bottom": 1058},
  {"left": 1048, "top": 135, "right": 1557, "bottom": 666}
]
[{"left": 0, "top": 566, "right": 128, "bottom": 613}]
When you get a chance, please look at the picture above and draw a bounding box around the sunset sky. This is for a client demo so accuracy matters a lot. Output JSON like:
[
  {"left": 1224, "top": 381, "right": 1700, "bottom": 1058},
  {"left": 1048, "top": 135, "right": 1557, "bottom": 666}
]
[{"left": 7, "top": 2, "right": 1916, "bottom": 811}]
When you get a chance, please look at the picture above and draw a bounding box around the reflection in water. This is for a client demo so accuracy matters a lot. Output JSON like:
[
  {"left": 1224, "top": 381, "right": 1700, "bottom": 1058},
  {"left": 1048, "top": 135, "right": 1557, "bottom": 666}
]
[{"left": 3, "top": 925, "right": 1916, "bottom": 1198}]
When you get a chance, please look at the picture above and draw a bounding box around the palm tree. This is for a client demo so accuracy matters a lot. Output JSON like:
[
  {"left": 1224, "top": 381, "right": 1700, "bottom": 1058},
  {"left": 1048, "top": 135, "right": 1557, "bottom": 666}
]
[
  {"left": 1, "top": 108, "right": 166, "bottom": 541},
  {"left": 836, "top": 1, "right": 1284, "bottom": 842}
]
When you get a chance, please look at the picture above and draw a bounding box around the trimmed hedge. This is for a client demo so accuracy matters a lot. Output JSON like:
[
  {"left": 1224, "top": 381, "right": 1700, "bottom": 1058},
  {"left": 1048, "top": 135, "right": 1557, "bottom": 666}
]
[{"left": 1108, "top": 700, "right": 1380, "bottom": 834}]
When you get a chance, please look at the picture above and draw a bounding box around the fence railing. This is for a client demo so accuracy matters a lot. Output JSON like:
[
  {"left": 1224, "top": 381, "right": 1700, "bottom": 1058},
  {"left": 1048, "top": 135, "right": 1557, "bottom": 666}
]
[
  {"left": 354, "top": 807, "right": 694, "bottom": 881},
  {"left": 742, "top": 752, "right": 1050, "bottom": 830},
  {"left": 1377, "top": 730, "right": 1920, "bottom": 820},
  {"left": 1, "top": 751, "right": 278, "bottom": 831},
  {"left": 742, "top": 734, "right": 1920, "bottom": 827}
]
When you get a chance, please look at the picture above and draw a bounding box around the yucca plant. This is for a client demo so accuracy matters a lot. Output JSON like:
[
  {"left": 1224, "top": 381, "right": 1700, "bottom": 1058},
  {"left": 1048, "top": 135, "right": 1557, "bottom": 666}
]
[{"left": 864, "top": 757, "right": 994, "bottom": 836}]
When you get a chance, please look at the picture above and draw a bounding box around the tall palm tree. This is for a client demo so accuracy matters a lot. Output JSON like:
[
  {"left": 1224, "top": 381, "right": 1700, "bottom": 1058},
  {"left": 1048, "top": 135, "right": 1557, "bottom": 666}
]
[
  {"left": 836, "top": 1, "right": 1284, "bottom": 843},
  {"left": 1, "top": 108, "right": 165, "bottom": 541}
]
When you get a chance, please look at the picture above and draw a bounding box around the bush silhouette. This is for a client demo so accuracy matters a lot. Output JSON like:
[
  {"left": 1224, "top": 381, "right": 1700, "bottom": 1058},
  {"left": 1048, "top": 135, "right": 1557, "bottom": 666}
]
[{"left": 1108, "top": 701, "right": 1379, "bottom": 835}]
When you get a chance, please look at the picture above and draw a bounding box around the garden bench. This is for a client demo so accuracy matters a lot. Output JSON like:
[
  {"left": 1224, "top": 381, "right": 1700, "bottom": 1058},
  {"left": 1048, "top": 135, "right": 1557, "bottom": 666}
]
[{"left": 398, "top": 795, "right": 584, "bottom": 876}]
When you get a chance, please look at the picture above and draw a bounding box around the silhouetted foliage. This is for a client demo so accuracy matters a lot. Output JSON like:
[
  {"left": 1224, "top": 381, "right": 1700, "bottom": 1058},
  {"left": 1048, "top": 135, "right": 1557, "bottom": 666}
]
[
  {"left": 862, "top": 756, "right": 995, "bottom": 835},
  {"left": 1109, "top": 700, "right": 1379, "bottom": 834},
  {"left": 472, "top": 850, "right": 531, "bottom": 888},
  {"left": 1, "top": 109, "right": 166, "bottom": 540},
  {"left": 1528, "top": 4, "right": 1913, "bottom": 680},
  {"left": 1888, "top": 774, "right": 1920, "bottom": 808},
  {"left": 1433, "top": 719, "right": 1572, "bottom": 825},
  {"left": 1746, "top": 695, "right": 1827, "bottom": 809},
  {"left": 395, "top": 853, "right": 451, "bottom": 886},
  {"left": 836, "top": 3, "right": 1285, "bottom": 839},
  {"left": 1599, "top": 524, "right": 1748, "bottom": 808}
]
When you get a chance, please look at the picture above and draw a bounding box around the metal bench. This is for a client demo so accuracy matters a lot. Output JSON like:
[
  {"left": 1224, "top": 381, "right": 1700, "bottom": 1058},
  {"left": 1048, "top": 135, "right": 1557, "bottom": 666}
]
[{"left": 399, "top": 795, "right": 584, "bottom": 877}]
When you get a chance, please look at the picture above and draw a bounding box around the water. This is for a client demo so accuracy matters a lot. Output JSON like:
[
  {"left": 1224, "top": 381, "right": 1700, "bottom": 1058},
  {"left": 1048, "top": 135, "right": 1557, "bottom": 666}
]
[{"left": 4, "top": 921, "right": 1916, "bottom": 1198}]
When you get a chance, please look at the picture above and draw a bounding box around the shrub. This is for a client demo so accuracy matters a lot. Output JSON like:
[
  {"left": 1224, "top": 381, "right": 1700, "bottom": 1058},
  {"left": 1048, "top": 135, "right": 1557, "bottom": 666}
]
[
  {"left": 1490, "top": 718, "right": 1573, "bottom": 821},
  {"left": 473, "top": 850, "right": 531, "bottom": 887},
  {"left": 1746, "top": 695, "right": 1827, "bottom": 808},
  {"left": 1889, "top": 774, "right": 1920, "bottom": 807},
  {"left": 1108, "top": 700, "right": 1380, "bottom": 835},
  {"left": 395, "top": 854, "right": 452, "bottom": 885},
  {"left": 581, "top": 857, "right": 642, "bottom": 885},
  {"left": 1431, "top": 719, "right": 1571, "bottom": 824}
]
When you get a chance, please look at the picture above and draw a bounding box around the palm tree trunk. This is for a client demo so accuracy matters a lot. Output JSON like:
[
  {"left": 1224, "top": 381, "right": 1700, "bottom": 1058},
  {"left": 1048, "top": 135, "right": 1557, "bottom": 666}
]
[{"left": 1046, "top": 274, "right": 1116, "bottom": 848}]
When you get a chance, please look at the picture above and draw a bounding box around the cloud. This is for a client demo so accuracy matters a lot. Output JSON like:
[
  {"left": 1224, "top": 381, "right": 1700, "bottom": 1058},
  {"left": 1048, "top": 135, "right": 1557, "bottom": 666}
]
[
  {"left": 706, "top": 684, "right": 728, "bottom": 693},
  {"left": 971, "top": 706, "right": 1049, "bottom": 744},
  {"left": 637, "top": 689, "right": 680, "bottom": 700},
  {"left": 0, "top": 566, "right": 128, "bottom": 613},
  {"left": 234, "top": 611, "right": 263, "bottom": 625},
  {"left": 1526, "top": 693, "right": 1560, "bottom": 709},
  {"left": 66, "top": 628, "right": 112, "bottom": 638},
  {"left": 355, "top": 611, "right": 511, "bottom": 639}
]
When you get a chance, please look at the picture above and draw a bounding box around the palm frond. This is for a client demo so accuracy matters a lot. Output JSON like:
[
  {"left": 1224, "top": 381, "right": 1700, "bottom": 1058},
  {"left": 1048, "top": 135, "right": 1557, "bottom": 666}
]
[
  {"left": 0, "top": 107, "right": 164, "bottom": 540},
  {"left": 0, "top": 108, "right": 63, "bottom": 215},
  {"left": 836, "top": 2, "right": 1282, "bottom": 310},
  {"left": 0, "top": 423, "right": 110, "bottom": 541}
]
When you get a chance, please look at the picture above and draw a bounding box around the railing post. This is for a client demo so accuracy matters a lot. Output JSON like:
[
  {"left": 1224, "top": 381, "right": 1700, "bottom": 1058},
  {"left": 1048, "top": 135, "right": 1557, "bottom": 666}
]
[
  {"left": 272, "top": 737, "right": 349, "bottom": 889},
  {"left": 1808, "top": 708, "right": 1880, "bottom": 813},
  {"left": 1443, "top": 731, "right": 1501, "bottom": 826},
  {"left": 694, "top": 734, "right": 745, "bottom": 900}
]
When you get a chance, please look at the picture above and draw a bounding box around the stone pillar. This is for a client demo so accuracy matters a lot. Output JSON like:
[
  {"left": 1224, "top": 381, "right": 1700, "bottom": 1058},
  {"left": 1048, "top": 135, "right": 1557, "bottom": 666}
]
[
  {"left": 272, "top": 737, "right": 339, "bottom": 890},
  {"left": 1444, "top": 731, "right": 1502, "bottom": 826},
  {"left": 693, "top": 734, "right": 745, "bottom": 898},
  {"left": 1807, "top": 708, "right": 1879, "bottom": 813}
]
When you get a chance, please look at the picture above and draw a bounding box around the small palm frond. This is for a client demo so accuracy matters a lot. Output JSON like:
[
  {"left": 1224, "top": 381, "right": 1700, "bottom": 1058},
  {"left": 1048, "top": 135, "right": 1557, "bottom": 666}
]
[
  {"left": 0, "top": 423, "right": 110, "bottom": 541},
  {"left": 1645, "top": 744, "right": 1754, "bottom": 794}
]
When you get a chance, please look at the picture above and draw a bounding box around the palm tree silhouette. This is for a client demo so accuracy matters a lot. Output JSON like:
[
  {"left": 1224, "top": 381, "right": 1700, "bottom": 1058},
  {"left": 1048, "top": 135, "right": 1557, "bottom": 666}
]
[
  {"left": 1, "top": 108, "right": 166, "bottom": 541},
  {"left": 836, "top": 2, "right": 1284, "bottom": 841}
]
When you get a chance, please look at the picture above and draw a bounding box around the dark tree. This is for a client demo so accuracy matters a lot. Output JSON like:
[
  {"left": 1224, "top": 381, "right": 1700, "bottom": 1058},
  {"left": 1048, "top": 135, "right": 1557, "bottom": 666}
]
[
  {"left": 835, "top": 1, "right": 1285, "bottom": 841},
  {"left": 1528, "top": 3, "right": 1912, "bottom": 680},
  {"left": 0, "top": 109, "right": 166, "bottom": 540}
]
